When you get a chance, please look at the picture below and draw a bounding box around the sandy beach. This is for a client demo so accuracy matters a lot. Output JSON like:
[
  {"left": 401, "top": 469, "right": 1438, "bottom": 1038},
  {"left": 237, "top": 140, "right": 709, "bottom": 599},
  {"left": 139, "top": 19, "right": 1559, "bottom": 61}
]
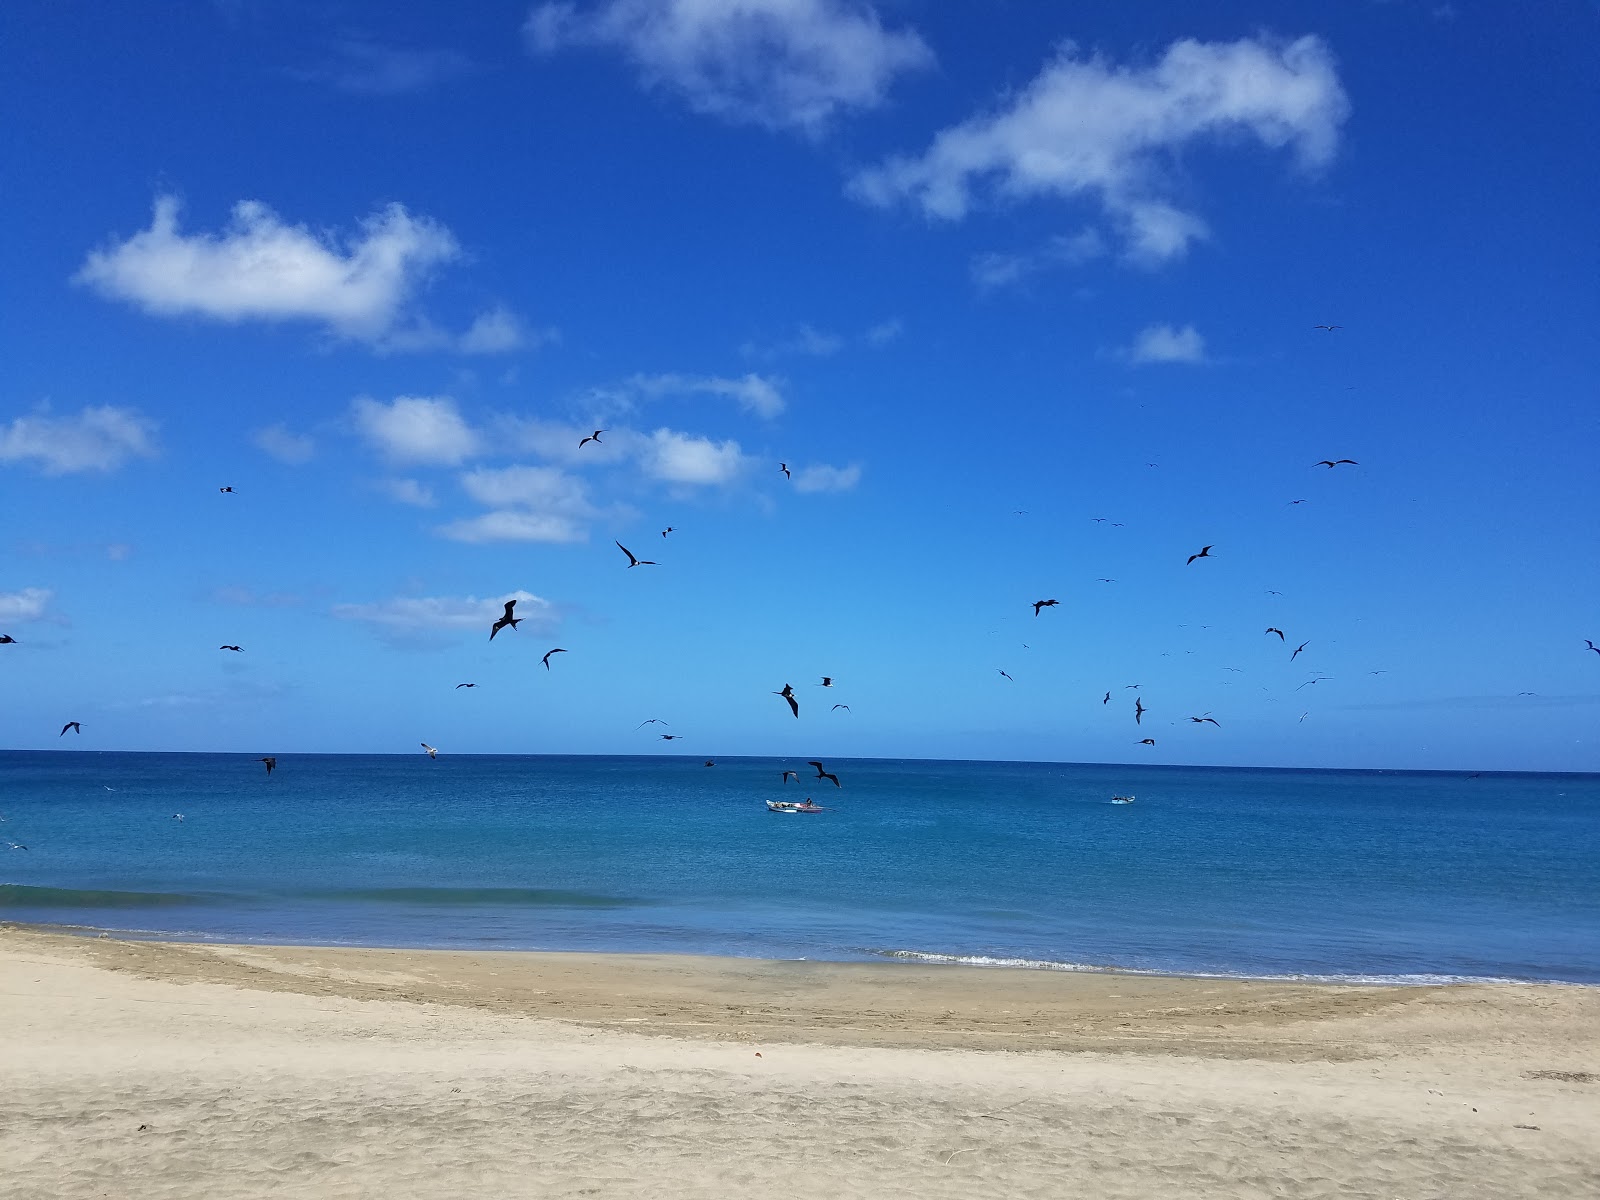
[{"left": 3, "top": 924, "right": 1597, "bottom": 1198}]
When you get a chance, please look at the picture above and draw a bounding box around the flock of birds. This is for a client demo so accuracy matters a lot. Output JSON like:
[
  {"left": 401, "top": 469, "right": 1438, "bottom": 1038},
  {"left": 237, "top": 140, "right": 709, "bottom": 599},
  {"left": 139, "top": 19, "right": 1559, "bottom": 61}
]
[{"left": 8, "top": 341, "right": 1599, "bottom": 800}]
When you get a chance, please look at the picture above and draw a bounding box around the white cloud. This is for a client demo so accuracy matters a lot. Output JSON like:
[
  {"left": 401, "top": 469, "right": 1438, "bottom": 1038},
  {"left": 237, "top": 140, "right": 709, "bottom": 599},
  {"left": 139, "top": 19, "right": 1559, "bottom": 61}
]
[
  {"left": 643, "top": 429, "right": 748, "bottom": 484},
  {"left": 440, "top": 464, "right": 597, "bottom": 542},
  {"left": 0, "top": 588, "right": 53, "bottom": 623},
  {"left": 525, "top": 0, "right": 933, "bottom": 134},
  {"left": 458, "top": 307, "right": 534, "bottom": 354},
  {"left": 741, "top": 324, "right": 843, "bottom": 360},
  {"left": 1124, "top": 323, "right": 1206, "bottom": 364},
  {"left": 352, "top": 395, "right": 479, "bottom": 465},
  {"left": 376, "top": 478, "right": 437, "bottom": 507},
  {"left": 75, "top": 195, "right": 460, "bottom": 341},
  {"left": 332, "top": 589, "right": 558, "bottom": 634},
  {"left": 851, "top": 36, "right": 1348, "bottom": 263},
  {"left": 791, "top": 461, "right": 861, "bottom": 493},
  {"left": 972, "top": 229, "right": 1106, "bottom": 289},
  {"left": 631, "top": 372, "right": 786, "bottom": 418},
  {"left": 252, "top": 424, "right": 316, "bottom": 464},
  {"left": 436, "top": 510, "right": 591, "bottom": 544},
  {"left": 297, "top": 40, "right": 474, "bottom": 95},
  {"left": 863, "top": 317, "right": 902, "bottom": 346},
  {"left": 0, "top": 405, "right": 157, "bottom": 474}
]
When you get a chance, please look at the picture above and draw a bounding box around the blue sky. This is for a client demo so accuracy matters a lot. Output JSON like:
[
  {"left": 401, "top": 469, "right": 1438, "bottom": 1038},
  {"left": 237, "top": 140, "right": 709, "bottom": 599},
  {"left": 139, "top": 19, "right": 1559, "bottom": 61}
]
[{"left": 3, "top": 0, "right": 1597, "bottom": 770}]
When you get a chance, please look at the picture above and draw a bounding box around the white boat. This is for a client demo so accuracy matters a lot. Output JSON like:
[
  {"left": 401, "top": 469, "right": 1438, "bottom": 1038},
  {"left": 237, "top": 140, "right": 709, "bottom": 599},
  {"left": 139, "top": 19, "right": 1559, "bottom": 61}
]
[
  {"left": 1111, "top": 795, "right": 1136, "bottom": 804},
  {"left": 766, "top": 800, "right": 826, "bottom": 814}
]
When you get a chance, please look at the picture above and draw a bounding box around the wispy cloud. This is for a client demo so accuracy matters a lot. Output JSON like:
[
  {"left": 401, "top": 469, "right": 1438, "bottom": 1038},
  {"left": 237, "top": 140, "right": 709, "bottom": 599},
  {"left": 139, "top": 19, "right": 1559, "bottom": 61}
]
[
  {"left": 252, "top": 423, "right": 316, "bottom": 464},
  {"left": 212, "top": 585, "right": 302, "bottom": 608},
  {"left": 972, "top": 229, "right": 1106, "bottom": 290},
  {"left": 740, "top": 324, "right": 844, "bottom": 361},
  {"left": 75, "top": 196, "right": 461, "bottom": 344},
  {"left": 1122, "top": 323, "right": 1206, "bottom": 364},
  {"left": 0, "top": 405, "right": 157, "bottom": 474},
  {"left": 438, "top": 465, "right": 597, "bottom": 542},
  {"left": 375, "top": 477, "right": 437, "bottom": 507},
  {"left": 352, "top": 395, "right": 479, "bottom": 465},
  {"left": 629, "top": 372, "right": 786, "bottom": 418},
  {"left": 526, "top": 0, "right": 933, "bottom": 135},
  {"left": 852, "top": 36, "right": 1348, "bottom": 264},
  {"left": 0, "top": 588, "right": 55, "bottom": 623},
  {"left": 294, "top": 39, "right": 474, "bottom": 95},
  {"left": 331, "top": 589, "right": 558, "bottom": 635},
  {"left": 791, "top": 462, "right": 861, "bottom": 493}
]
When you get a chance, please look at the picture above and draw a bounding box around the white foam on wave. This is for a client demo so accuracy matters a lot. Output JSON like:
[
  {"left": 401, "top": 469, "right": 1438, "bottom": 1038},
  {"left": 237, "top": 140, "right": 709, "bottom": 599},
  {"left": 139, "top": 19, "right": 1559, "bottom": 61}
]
[{"left": 878, "top": 949, "right": 1575, "bottom": 987}]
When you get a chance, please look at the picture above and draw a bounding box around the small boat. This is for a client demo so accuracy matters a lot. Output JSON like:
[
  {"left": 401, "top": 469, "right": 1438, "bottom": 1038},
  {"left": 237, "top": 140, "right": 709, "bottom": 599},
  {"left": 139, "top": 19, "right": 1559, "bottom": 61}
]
[
  {"left": 766, "top": 800, "right": 826, "bottom": 814},
  {"left": 1111, "top": 795, "right": 1136, "bottom": 804}
]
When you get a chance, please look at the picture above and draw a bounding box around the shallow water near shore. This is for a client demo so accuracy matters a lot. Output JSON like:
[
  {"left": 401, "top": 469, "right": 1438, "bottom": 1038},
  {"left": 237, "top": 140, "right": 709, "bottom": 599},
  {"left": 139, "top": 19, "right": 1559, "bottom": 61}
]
[{"left": 2, "top": 750, "right": 1597, "bottom": 983}]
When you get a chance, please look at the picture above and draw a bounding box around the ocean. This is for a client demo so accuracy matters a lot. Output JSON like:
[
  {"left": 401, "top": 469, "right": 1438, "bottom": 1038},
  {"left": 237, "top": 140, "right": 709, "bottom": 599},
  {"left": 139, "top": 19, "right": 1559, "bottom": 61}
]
[{"left": 2, "top": 751, "right": 1597, "bottom": 984}]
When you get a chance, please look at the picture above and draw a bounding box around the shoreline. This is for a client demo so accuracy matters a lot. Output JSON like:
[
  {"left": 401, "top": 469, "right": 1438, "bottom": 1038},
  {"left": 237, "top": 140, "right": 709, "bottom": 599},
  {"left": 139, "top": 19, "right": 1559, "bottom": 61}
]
[
  {"left": 0, "top": 921, "right": 1584, "bottom": 1056},
  {"left": 8, "top": 918, "right": 1591, "bottom": 990},
  {"left": 5, "top": 923, "right": 1598, "bottom": 1198}
]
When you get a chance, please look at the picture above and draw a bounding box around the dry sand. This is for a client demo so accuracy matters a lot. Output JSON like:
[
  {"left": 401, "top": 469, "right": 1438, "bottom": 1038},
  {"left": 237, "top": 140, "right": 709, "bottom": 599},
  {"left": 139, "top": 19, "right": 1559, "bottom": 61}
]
[{"left": 2, "top": 924, "right": 1597, "bottom": 1198}]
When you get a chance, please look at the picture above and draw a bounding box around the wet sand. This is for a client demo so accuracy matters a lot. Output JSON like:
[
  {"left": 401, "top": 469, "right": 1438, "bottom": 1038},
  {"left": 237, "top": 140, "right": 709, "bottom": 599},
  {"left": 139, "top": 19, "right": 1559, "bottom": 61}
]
[{"left": 4, "top": 924, "right": 1597, "bottom": 1198}]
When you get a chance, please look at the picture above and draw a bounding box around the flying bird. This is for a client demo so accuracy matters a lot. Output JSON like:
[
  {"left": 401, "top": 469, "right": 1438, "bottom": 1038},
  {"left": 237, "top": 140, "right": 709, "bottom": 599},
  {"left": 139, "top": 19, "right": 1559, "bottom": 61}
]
[
  {"left": 1189, "top": 715, "right": 1221, "bottom": 726},
  {"left": 661, "top": 527, "right": 674, "bottom": 538},
  {"left": 171, "top": 814, "right": 184, "bottom": 821},
  {"left": 0, "top": 635, "right": 15, "bottom": 643},
  {"left": 1134, "top": 698, "right": 1146, "bottom": 725},
  {"left": 704, "top": 760, "right": 715, "bottom": 768},
  {"left": 1096, "top": 578, "right": 1115, "bottom": 583},
  {"left": 773, "top": 683, "right": 799, "bottom": 717},
  {"left": 542, "top": 648, "right": 567, "bottom": 671},
  {"left": 1291, "top": 640, "right": 1310, "bottom": 662},
  {"left": 421, "top": 743, "right": 438, "bottom": 759},
  {"left": 781, "top": 770, "right": 798, "bottom": 784},
  {"left": 1586, "top": 640, "right": 1600, "bottom": 656},
  {"left": 578, "top": 430, "right": 605, "bottom": 447},
  {"left": 1295, "top": 677, "right": 1330, "bottom": 691},
  {"left": 455, "top": 683, "right": 476, "bottom": 689},
  {"left": 1266, "top": 628, "right": 1285, "bottom": 640},
  {"left": 219, "top": 486, "right": 235, "bottom": 493},
  {"left": 1315, "top": 459, "right": 1358, "bottom": 468},
  {"left": 831, "top": 704, "right": 850, "bottom": 712},
  {"left": 1300, "top": 712, "right": 1310, "bottom": 722},
  {"left": 818, "top": 676, "right": 833, "bottom": 687},
  {"left": 1289, "top": 499, "right": 1307, "bottom": 505},
  {"left": 997, "top": 669, "right": 1014, "bottom": 682},
  {"left": 615, "top": 541, "right": 656, "bottom": 568},
  {"left": 808, "top": 761, "right": 841, "bottom": 788},
  {"left": 259, "top": 757, "right": 276, "bottom": 775},
  {"left": 4, "top": 842, "right": 27, "bottom": 851},
  {"left": 1137, "top": 738, "right": 1155, "bottom": 746},
  {"left": 659, "top": 733, "right": 682, "bottom": 741},
  {"left": 1102, "top": 691, "right": 1111, "bottom": 705},
  {"left": 60, "top": 721, "right": 81, "bottom": 737},
  {"left": 779, "top": 463, "right": 791, "bottom": 479},
  {"left": 1187, "top": 545, "right": 1213, "bottom": 564},
  {"left": 1032, "top": 599, "right": 1059, "bottom": 616},
  {"left": 219, "top": 645, "right": 243, "bottom": 652},
  {"left": 490, "top": 600, "right": 521, "bottom": 640},
  {"left": 1312, "top": 325, "right": 1343, "bottom": 332},
  {"left": 636, "top": 719, "right": 669, "bottom": 729}
]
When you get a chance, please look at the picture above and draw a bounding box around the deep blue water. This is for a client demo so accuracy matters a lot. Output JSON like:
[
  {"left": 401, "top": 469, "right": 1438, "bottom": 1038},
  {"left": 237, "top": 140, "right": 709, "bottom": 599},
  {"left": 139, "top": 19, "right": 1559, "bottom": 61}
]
[{"left": 1, "top": 751, "right": 1597, "bottom": 983}]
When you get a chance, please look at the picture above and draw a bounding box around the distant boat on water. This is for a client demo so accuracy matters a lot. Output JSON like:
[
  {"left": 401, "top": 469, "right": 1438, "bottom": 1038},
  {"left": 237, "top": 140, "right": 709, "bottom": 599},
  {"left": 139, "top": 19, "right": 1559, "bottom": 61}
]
[
  {"left": 767, "top": 799, "right": 826, "bottom": 814},
  {"left": 1111, "top": 795, "right": 1136, "bottom": 804}
]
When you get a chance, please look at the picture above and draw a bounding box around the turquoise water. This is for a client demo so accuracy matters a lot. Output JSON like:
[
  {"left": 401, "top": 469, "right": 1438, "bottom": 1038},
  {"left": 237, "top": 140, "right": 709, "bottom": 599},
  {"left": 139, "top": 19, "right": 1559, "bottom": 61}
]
[{"left": 1, "top": 751, "right": 1597, "bottom": 983}]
